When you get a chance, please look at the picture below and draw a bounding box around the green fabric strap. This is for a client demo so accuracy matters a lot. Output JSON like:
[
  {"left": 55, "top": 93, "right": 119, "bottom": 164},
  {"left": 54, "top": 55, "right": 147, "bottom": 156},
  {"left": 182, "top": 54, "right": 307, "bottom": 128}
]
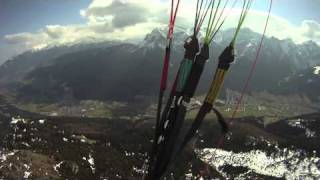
[{"left": 176, "top": 58, "right": 193, "bottom": 92}]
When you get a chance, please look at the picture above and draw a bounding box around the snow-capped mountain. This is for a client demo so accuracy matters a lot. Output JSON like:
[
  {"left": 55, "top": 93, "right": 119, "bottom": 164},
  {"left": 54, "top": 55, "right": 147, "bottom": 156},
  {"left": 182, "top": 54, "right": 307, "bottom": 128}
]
[
  {"left": 138, "top": 28, "right": 189, "bottom": 52},
  {"left": 140, "top": 27, "right": 320, "bottom": 71},
  {"left": 0, "top": 28, "right": 319, "bottom": 102},
  {"left": 139, "top": 28, "right": 168, "bottom": 49}
]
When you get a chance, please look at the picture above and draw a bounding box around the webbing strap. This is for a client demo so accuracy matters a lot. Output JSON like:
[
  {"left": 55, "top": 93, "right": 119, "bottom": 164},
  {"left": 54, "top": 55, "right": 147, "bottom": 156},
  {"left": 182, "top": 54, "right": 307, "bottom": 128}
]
[
  {"left": 176, "top": 58, "right": 194, "bottom": 92},
  {"left": 149, "top": 1, "right": 181, "bottom": 179}
]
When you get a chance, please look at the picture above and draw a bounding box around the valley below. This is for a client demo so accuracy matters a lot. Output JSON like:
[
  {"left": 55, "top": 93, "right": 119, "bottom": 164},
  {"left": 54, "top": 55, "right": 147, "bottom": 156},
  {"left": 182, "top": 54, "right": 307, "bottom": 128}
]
[{"left": 0, "top": 95, "right": 319, "bottom": 179}]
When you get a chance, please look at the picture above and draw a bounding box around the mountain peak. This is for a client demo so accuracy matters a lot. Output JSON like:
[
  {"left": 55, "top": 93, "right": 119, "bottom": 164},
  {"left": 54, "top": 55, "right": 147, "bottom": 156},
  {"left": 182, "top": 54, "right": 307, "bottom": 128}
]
[
  {"left": 139, "top": 28, "right": 188, "bottom": 50},
  {"left": 140, "top": 28, "right": 167, "bottom": 49}
]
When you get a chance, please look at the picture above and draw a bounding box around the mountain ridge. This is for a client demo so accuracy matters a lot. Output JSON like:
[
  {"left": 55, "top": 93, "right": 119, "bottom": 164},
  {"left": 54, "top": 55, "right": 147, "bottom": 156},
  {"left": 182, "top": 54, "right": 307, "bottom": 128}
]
[{"left": 0, "top": 28, "right": 319, "bottom": 102}]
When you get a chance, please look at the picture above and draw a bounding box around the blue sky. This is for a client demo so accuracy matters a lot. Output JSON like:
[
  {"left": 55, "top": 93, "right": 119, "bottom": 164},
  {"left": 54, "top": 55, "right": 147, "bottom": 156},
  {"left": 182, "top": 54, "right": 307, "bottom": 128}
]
[
  {"left": 0, "top": 0, "right": 91, "bottom": 62},
  {"left": 0, "top": 0, "right": 319, "bottom": 63},
  {"left": 0, "top": 0, "right": 90, "bottom": 36},
  {"left": 1, "top": 0, "right": 319, "bottom": 35},
  {"left": 251, "top": 0, "right": 320, "bottom": 25}
]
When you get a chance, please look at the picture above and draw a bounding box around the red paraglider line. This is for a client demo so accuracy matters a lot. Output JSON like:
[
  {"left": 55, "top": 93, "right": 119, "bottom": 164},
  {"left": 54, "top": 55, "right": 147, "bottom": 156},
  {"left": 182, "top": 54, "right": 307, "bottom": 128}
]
[
  {"left": 195, "top": 0, "right": 213, "bottom": 35},
  {"left": 158, "top": 0, "right": 181, "bottom": 132},
  {"left": 160, "top": 0, "right": 181, "bottom": 92},
  {"left": 168, "top": 0, "right": 181, "bottom": 39}
]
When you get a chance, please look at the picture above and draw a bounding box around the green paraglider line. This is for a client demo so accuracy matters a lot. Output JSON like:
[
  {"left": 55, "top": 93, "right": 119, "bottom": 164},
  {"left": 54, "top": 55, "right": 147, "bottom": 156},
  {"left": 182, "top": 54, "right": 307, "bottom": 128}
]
[
  {"left": 209, "top": 0, "right": 238, "bottom": 42},
  {"left": 146, "top": 0, "right": 217, "bottom": 179},
  {"left": 216, "top": 0, "right": 273, "bottom": 153},
  {"left": 151, "top": 0, "right": 237, "bottom": 178},
  {"left": 146, "top": 0, "right": 261, "bottom": 179},
  {"left": 176, "top": 0, "right": 258, "bottom": 174},
  {"left": 195, "top": 0, "right": 213, "bottom": 34},
  {"left": 231, "top": 0, "right": 253, "bottom": 46},
  {"left": 204, "top": 0, "right": 235, "bottom": 44},
  {"left": 231, "top": 0, "right": 273, "bottom": 124}
]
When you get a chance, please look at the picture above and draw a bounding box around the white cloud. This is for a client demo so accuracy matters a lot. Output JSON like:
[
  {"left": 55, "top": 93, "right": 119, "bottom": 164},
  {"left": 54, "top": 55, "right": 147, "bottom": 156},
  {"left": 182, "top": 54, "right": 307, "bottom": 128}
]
[
  {"left": 3, "top": 0, "right": 320, "bottom": 54},
  {"left": 231, "top": 10, "right": 320, "bottom": 44},
  {"left": 301, "top": 20, "right": 320, "bottom": 42},
  {"left": 85, "top": 1, "right": 147, "bottom": 28},
  {"left": 4, "top": 0, "right": 168, "bottom": 51}
]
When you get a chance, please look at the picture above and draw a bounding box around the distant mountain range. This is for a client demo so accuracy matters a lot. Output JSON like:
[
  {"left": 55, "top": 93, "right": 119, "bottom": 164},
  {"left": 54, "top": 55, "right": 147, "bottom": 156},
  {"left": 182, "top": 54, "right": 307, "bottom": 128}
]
[
  {"left": 278, "top": 66, "right": 320, "bottom": 101},
  {"left": 0, "top": 28, "right": 319, "bottom": 102}
]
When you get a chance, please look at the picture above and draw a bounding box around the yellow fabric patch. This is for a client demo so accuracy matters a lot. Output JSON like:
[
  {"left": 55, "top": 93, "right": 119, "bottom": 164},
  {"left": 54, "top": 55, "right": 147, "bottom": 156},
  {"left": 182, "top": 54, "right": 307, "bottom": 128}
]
[{"left": 205, "top": 69, "right": 227, "bottom": 104}]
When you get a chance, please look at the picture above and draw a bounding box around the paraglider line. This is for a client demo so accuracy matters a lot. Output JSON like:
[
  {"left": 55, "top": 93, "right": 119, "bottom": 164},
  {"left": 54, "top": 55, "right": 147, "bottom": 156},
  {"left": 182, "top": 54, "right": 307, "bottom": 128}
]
[{"left": 217, "top": 0, "right": 273, "bottom": 148}]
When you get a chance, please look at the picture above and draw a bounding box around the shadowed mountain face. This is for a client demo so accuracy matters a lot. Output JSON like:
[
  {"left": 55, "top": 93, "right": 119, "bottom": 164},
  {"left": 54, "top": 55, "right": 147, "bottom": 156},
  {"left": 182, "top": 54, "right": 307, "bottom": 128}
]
[
  {"left": 0, "top": 42, "right": 120, "bottom": 83},
  {"left": 0, "top": 28, "right": 319, "bottom": 102},
  {"left": 16, "top": 43, "right": 185, "bottom": 102},
  {"left": 277, "top": 66, "right": 320, "bottom": 101}
]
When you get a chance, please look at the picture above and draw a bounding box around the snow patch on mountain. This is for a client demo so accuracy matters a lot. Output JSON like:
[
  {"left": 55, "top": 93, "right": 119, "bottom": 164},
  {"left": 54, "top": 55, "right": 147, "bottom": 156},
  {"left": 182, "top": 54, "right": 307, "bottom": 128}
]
[
  {"left": 53, "top": 161, "right": 64, "bottom": 175},
  {"left": 38, "top": 119, "right": 46, "bottom": 124},
  {"left": 313, "top": 66, "right": 320, "bottom": 75},
  {"left": 288, "top": 118, "right": 317, "bottom": 138},
  {"left": 197, "top": 148, "right": 320, "bottom": 179},
  {"left": 11, "top": 117, "right": 27, "bottom": 124},
  {"left": 0, "top": 150, "right": 17, "bottom": 163},
  {"left": 88, "top": 154, "right": 95, "bottom": 173}
]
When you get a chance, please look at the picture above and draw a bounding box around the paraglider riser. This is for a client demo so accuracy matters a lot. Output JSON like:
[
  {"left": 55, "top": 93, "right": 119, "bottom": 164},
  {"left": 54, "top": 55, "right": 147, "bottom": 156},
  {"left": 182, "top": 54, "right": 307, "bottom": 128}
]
[{"left": 183, "top": 44, "right": 210, "bottom": 101}]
